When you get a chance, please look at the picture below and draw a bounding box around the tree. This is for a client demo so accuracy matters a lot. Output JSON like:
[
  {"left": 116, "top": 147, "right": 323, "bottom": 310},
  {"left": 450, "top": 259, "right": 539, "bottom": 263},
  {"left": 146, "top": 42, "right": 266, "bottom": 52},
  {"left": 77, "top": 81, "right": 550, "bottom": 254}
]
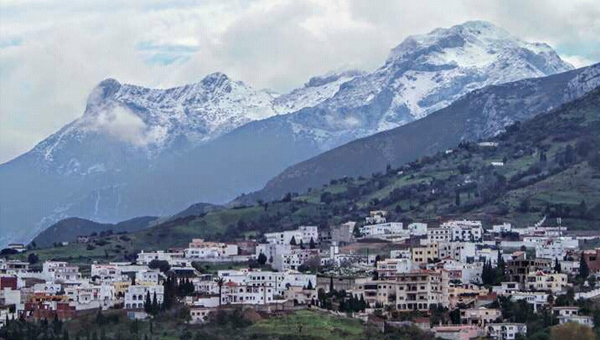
[
  {"left": 578, "top": 200, "right": 589, "bottom": 218},
  {"left": 152, "top": 291, "right": 159, "bottom": 315},
  {"left": 455, "top": 191, "right": 461, "bottom": 206},
  {"left": 579, "top": 256, "right": 590, "bottom": 280},
  {"left": 27, "top": 253, "right": 39, "bottom": 265},
  {"left": 144, "top": 291, "right": 152, "bottom": 313},
  {"left": 216, "top": 278, "right": 225, "bottom": 306},
  {"left": 148, "top": 260, "right": 171, "bottom": 273},
  {"left": 290, "top": 236, "right": 297, "bottom": 246},
  {"left": 309, "top": 238, "right": 316, "bottom": 249},
  {"left": 257, "top": 253, "right": 267, "bottom": 266},
  {"left": 554, "top": 258, "right": 562, "bottom": 273},
  {"left": 281, "top": 192, "right": 292, "bottom": 202},
  {"left": 299, "top": 240, "right": 305, "bottom": 249},
  {"left": 306, "top": 280, "right": 313, "bottom": 290},
  {"left": 550, "top": 322, "right": 596, "bottom": 340}
]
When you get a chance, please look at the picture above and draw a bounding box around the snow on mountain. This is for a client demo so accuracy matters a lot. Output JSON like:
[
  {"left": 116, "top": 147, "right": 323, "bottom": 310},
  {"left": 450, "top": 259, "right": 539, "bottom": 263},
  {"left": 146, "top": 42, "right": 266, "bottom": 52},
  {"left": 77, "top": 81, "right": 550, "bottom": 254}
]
[
  {"left": 0, "top": 20, "right": 578, "bottom": 246},
  {"left": 273, "top": 70, "right": 365, "bottom": 113},
  {"left": 32, "top": 71, "right": 361, "bottom": 174},
  {"left": 275, "top": 20, "right": 574, "bottom": 150}
]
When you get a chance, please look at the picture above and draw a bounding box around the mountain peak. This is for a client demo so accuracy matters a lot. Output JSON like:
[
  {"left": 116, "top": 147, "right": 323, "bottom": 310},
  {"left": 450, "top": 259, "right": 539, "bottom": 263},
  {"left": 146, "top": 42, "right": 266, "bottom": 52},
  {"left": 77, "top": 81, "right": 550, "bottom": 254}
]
[
  {"left": 85, "top": 78, "right": 122, "bottom": 111},
  {"left": 385, "top": 20, "right": 571, "bottom": 73},
  {"left": 305, "top": 70, "right": 364, "bottom": 88}
]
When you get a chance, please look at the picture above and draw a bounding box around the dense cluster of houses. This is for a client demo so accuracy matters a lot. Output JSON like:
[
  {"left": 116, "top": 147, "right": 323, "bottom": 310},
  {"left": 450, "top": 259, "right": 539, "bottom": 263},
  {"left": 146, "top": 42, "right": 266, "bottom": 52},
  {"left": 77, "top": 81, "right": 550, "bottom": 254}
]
[{"left": 1, "top": 211, "right": 600, "bottom": 340}]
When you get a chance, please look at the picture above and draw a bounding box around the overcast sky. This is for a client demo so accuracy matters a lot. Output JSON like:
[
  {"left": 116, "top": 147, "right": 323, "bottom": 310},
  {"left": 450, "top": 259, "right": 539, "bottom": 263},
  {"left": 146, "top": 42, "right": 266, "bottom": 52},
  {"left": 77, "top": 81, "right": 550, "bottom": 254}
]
[{"left": 1, "top": 0, "right": 599, "bottom": 164}]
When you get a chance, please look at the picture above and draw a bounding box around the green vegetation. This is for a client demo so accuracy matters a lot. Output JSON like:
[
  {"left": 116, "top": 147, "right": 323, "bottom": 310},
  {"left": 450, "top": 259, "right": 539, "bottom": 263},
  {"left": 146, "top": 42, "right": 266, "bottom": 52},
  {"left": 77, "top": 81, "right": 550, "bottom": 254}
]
[
  {"left": 6, "top": 87, "right": 600, "bottom": 266},
  {"left": 1, "top": 309, "right": 436, "bottom": 340}
]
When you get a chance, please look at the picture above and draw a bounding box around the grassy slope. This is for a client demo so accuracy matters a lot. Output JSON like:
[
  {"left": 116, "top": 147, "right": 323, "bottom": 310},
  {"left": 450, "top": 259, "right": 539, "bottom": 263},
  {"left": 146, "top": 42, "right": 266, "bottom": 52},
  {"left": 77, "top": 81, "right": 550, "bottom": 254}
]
[
  {"left": 54, "top": 309, "right": 384, "bottom": 340},
  {"left": 10, "top": 87, "right": 600, "bottom": 263}
]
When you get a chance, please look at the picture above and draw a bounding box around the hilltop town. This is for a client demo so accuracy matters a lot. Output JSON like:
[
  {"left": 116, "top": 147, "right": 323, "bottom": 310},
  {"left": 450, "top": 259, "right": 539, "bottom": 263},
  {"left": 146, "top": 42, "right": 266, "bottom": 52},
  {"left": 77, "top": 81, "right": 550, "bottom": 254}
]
[{"left": 2, "top": 211, "right": 600, "bottom": 340}]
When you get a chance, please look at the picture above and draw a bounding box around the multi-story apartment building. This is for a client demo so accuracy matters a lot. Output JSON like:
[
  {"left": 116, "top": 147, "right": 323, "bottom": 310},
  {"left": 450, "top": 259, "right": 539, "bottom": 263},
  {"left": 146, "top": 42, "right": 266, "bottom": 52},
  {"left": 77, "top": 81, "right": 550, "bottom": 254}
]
[
  {"left": 137, "top": 250, "right": 185, "bottom": 265},
  {"left": 427, "top": 228, "right": 452, "bottom": 243},
  {"left": 265, "top": 230, "right": 303, "bottom": 245},
  {"left": 298, "top": 226, "right": 319, "bottom": 244},
  {"left": 220, "top": 281, "right": 274, "bottom": 305},
  {"left": 124, "top": 284, "right": 164, "bottom": 310},
  {"left": 91, "top": 264, "right": 127, "bottom": 282},
  {"left": 525, "top": 271, "right": 568, "bottom": 293},
  {"left": 441, "top": 220, "right": 483, "bottom": 242},
  {"left": 360, "top": 222, "right": 404, "bottom": 237},
  {"left": 353, "top": 279, "right": 396, "bottom": 307},
  {"left": 272, "top": 249, "right": 320, "bottom": 271},
  {"left": 376, "top": 258, "right": 415, "bottom": 279},
  {"left": 65, "top": 284, "right": 116, "bottom": 310},
  {"left": 438, "top": 242, "right": 476, "bottom": 262},
  {"left": 395, "top": 270, "right": 448, "bottom": 311},
  {"left": 507, "top": 258, "right": 552, "bottom": 288},
  {"left": 461, "top": 307, "right": 502, "bottom": 326},
  {"left": 184, "top": 239, "right": 238, "bottom": 259},
  {"left": 583, "top": 248, "right": 600, "bottom": 273},
  {"left": 412, "top": 243, "right": 439, "bottom": 264}
]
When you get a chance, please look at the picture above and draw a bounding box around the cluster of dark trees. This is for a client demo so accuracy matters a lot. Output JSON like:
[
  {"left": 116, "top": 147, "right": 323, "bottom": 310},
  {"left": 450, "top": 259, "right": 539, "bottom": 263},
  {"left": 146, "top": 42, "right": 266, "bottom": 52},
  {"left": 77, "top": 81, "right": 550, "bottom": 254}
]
[
  {"left": 1, "top": 316, "right": 67, "bottom": 340},
  {"left": 481, "top": 255, "right": 506, "bottom": 286}
]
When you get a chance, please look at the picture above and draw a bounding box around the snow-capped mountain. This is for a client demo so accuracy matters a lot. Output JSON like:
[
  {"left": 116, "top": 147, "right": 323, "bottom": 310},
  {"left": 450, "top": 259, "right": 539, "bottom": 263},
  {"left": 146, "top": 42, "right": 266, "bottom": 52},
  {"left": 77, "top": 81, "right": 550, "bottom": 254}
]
[
  {"left": 0, "top": 21, "right": 578, "bottom": 246},
  {"left": 273, "top": 20, "right": 574, "bottom": 150},
  {"left": 34, "top": 71, "right": 361, "bottom": 174},
  {"left": 0, "top": 70, "right": 360, "bottom": 245}
]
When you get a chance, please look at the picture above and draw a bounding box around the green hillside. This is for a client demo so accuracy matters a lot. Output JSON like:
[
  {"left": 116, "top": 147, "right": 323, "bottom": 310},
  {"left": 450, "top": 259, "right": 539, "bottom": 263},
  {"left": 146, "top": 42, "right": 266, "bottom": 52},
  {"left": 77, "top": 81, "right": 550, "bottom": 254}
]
[
  {"left": 11, "top": 86, "right": 600, "bottom": 263},
  {"left": 31, "top": 216, "right": 159, "bottom": 248}
]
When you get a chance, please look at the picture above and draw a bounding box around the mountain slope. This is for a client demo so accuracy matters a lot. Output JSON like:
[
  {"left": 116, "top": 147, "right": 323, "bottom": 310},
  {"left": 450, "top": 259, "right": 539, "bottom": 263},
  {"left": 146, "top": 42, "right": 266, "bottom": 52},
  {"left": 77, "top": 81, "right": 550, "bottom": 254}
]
[
  {"left": 243, "top": 63, "right": 600, "bottom": 203},
  {"left": 19, "top": 85, "right": 600, "bottom": 258},
  {"left": 0, "top": 71, "right": 356, "bottom": 246},
  {"left": 31, "top": 216, "right": 158, "bottom": 248},
  {"left": 158, "top": 21, "right": 577, "bottom": 206},
  {"left": 0, "top": 21, "right": 574, "bottom": 246}
]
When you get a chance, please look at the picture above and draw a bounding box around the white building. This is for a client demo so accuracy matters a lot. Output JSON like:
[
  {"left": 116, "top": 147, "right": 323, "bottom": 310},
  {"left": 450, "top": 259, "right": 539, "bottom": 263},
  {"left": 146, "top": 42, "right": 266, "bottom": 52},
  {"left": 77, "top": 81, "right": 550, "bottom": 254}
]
[
  {"left": 265, "top": 230, "right": 303, "bottom": 245},
  {"left": 492, "top": 223, "right": 512, "bottom": 234},
  {"left": 535, "top": 238, "right": 579, "bottom": 260},
  {"left": 135, "top": 270, "right": 160, "bottom": 284},
  {"left": 408, "top": 223, "right": 428, "bottom": 236},
  {"left": 272, "top": 249, "right": 320, "bottom": 271},
  {"left": 376, "top": 258, "right": 415, "bottom": 279},
  {"left": 32, "top": 282, "right": 62, "bottom": 294},
  {"left": 220, "top": 281, "right": 274, "bottom": 305},
  {"left": 441, "top": 220, "right": 483, "bottom": 242},
  {"left": 486, "top": 323, "right": 527, "bottom": 340},
  {"left": 427, "top": 228, "right": 452, "bottom": 243},
  {"left": 91, "top": 264, "right": 127, "bottom": 282},
  {"left": 442, "top": 261, "right": 483, "bottom": 284},
  {"left": 298, "top": 226, "right": 319, "bottom": 244},
  {"left": 359, "top": 222, "right": 404, "bottom": 237},
  {"left": 558, "top": 315, "right": 594, "bottom": 327},
  {"left": 184, "top": 239, "right": 238, "bottom": 259},
  {"left": 365, "top": 211, "right": 387, "bottom": 224},
  {"left": 438, "top": 242, "right": 476, "bottom": 262},
  {"left": 137, "top": 251, "right": 185, "bottom": 265},
  {"left": 256, "top": 243, "right": 292, "bottom": 263},
  {"left": 124, "top": 284, "right": 164, "bottom": 310},
  {"left": 65, "top": 283, "right": 116, "bottom": 310}
]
